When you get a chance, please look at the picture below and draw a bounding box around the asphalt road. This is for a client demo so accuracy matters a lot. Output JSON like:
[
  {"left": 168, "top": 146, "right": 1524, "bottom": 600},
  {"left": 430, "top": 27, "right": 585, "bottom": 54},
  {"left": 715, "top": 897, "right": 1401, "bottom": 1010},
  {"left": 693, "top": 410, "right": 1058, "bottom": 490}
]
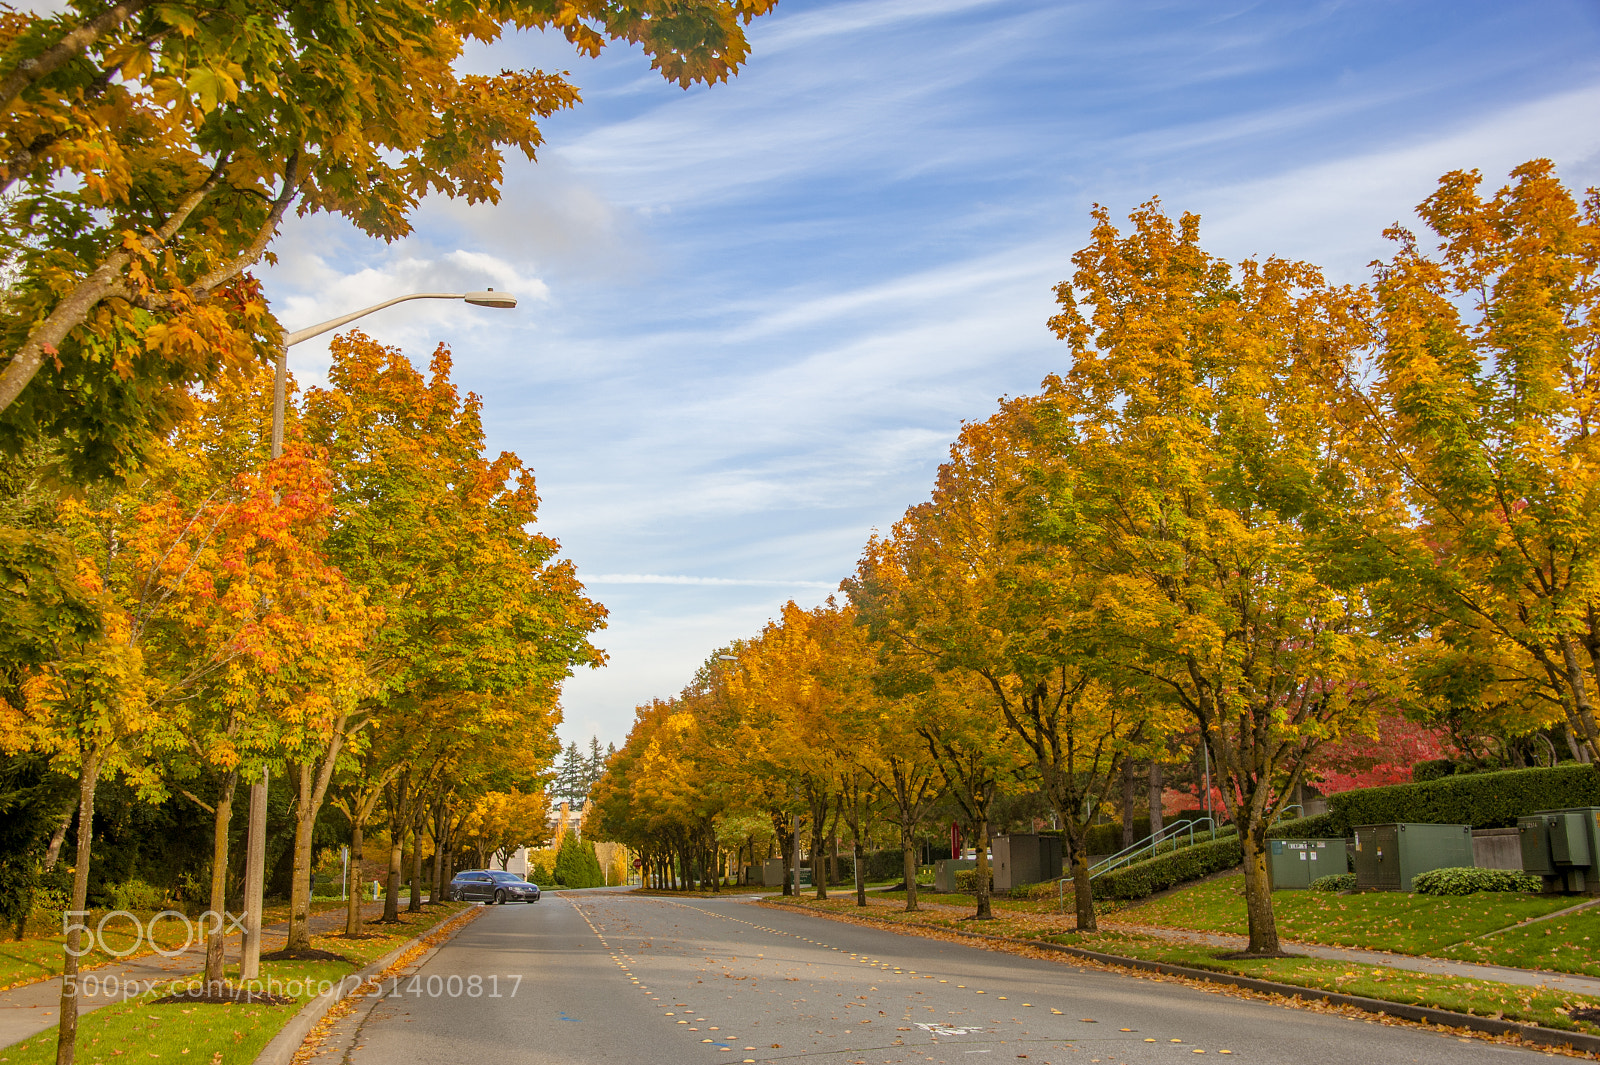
[{"left": 330, "top": 891, "right": 1547, "bottom": 1065}]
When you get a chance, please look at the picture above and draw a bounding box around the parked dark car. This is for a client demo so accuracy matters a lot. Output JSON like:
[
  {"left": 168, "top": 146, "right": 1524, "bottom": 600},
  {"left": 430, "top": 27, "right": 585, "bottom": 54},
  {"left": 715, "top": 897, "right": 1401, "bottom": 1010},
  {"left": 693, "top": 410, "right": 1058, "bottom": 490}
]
[{"left": 449, "top": 870, "right": 541, "bottom": 904}]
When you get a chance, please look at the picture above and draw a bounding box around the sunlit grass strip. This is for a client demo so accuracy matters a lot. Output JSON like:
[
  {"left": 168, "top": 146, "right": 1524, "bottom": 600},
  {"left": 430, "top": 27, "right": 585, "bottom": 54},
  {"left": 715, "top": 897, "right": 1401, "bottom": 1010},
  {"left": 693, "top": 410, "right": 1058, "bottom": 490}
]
[
  {"left": 0, "top": 898, "right": 365, "bottom": 993},
  {"left": 0, "top": 904, "right": 469, "bottom": 1065},
  {"left": 1117, "top": 873, "right": 1575, "bottom": 954},
  {"left": 1039, "top": 929, "right": 1600, "bottom": 1036},
  {"left": 773, "top": 895, "right": 1600, "bottom": 1045}
]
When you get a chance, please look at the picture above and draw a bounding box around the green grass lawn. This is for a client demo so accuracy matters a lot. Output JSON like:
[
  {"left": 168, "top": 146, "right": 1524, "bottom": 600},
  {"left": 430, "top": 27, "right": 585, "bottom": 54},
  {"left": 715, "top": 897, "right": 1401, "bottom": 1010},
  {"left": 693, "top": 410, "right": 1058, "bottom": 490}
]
[
  {"left": 771, "top": 896, "right": 1600, "bottom": 1040},
  {"left": 0, "top": 898, "right": 361, "bottom": 993},
  {"left": 1441, "top": 904, "right": 1600, "bottom": 976},
  {"left": 1118, "top": 873, "right": 1574, "bottom": 954},
  {"left": 0, "top": 904, "right": 469, "bottom": 1065},
  {"left": 1040, "top": 928, "right": 1600, "bottom": 1036}
]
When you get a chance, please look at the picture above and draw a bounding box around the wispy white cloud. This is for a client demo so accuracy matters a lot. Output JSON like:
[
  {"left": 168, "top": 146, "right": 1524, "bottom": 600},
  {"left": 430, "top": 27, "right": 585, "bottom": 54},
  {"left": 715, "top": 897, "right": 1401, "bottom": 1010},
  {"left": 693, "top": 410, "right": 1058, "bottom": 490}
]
[
  {"left": 586, "top": 574, "right": 837, "bottom": 588},
  {"left": 259, "top": 0, "right": 1600, "bottom": 749}
]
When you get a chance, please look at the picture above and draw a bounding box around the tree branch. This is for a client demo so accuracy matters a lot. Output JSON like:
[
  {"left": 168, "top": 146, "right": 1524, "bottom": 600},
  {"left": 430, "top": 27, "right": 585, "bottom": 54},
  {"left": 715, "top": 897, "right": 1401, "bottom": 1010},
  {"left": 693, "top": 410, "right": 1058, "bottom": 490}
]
[
  {"left": 189, "top": 150, "right": 304, "bottom": 300},
  {"left": 0, "top": 153, "right": 231, "bottom": 413},
  {"left": 0, "top": 1, "right": 154, "bottom": 115}
]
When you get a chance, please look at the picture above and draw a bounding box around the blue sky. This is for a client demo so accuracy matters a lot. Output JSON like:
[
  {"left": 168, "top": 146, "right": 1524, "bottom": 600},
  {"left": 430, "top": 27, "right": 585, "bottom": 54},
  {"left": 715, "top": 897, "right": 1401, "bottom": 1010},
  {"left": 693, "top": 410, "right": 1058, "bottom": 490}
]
[{"left": 258, "top": 0, "right": 1600, "bottom": 749}]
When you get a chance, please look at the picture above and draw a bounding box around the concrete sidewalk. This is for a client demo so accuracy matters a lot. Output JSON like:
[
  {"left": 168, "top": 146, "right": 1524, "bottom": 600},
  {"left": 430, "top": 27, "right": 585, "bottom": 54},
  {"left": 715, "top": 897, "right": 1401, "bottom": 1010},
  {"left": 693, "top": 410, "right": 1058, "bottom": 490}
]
[
  {"left": 0, "top": 901, "right": 391, "bottom": 1050},
  {"left": 1102, "top": 920, "right": 1600, "bottom": 999}
]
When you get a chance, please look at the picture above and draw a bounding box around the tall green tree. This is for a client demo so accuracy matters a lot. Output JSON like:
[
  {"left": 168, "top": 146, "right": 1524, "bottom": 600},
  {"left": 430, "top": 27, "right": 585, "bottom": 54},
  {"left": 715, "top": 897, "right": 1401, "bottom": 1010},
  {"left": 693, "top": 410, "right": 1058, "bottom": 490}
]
[
  {"left": 1037, "top": 200, "right": 1398, "bottom": 954},
  {"left": 296, "top": 331, "right": 602, "bottom": 940},
  {"left": 1338, "top": 160, "right": 1600, "bottom": 762}
]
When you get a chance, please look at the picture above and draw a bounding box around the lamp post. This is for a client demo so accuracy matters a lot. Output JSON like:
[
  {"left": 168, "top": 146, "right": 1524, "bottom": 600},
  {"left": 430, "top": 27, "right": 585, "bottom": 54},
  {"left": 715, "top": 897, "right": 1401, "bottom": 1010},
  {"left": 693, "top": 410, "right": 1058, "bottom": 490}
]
[{"left": 238, "top": 289, "right": 517, "bottom": 981}]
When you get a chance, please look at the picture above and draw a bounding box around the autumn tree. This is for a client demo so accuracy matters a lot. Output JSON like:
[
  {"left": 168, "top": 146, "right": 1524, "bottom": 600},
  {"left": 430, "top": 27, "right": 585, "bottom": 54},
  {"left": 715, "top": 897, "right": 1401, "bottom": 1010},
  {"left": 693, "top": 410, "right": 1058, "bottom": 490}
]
[
  {"left": 724, "top": 602, "right": 864, "bottom": 900},
  {"left": 915, "top": 674, "right": 1027, "bottom": 920},
  {"left": 0, "top": 0, "right": 778, "bottom": 476},
  {"left": 0, "top": 421, "right": 354, "bottom": 1062},
  {"left": 294, "top": 331, "right": 601, "bottom": 943},
  {"left": 850, "top": 404, "right": 1165, "bottom": 929},
  {"left": 1037, "top": 200, "right": 1398, "bottom": 954},
  {"left": 1334, "top": 160, "right": 1600, "bottom": 763}
]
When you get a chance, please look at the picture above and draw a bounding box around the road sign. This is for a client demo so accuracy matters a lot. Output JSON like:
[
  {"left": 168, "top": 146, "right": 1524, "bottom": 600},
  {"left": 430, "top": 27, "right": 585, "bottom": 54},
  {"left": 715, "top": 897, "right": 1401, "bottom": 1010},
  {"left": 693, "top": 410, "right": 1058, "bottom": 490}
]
[{"left": 633, "top": 858, "right": 643, "bottom": 869}]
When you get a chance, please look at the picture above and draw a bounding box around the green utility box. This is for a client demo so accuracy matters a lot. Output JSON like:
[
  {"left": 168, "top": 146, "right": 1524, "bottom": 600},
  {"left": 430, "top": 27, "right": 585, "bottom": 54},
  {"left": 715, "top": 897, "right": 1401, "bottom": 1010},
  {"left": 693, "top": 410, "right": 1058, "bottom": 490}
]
[
  {"left": 1267, "top": 838, "right": 1349, "bottom": 889},
  {"left": 934, "top": 858, "right": 977, "bottom": 893},
  {"left": 1352, "top": 823, "right": 1473, "bottom": 892},
  {"left": 1518, "top": 808, "right": 1600, "bottom": 896}
]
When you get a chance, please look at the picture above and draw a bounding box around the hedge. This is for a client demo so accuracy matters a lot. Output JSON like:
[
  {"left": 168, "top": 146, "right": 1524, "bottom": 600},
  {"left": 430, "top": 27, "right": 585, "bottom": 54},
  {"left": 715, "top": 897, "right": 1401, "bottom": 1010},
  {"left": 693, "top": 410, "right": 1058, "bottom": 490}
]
[
  {"left": 1091, "top": 835, "right": 1243, "bottom": 901},
  {"left": 1309, "top": 873, "right": 1356, "bottom": 892},
  {"left": 1266, "top": 812, "right": 1341, "bottom": 839},
  {"left": 1411, "top": 867, "right": 1542, "bottom": 896},
  {"left": 1085, "top": 819, "right": 1152, "bottom": 855},
  {"left": 1328, "top": 762, "right": 1600, "bottom": 834},
  {"left": 952, "top": 869, "right": 993, "bottom": 894}
]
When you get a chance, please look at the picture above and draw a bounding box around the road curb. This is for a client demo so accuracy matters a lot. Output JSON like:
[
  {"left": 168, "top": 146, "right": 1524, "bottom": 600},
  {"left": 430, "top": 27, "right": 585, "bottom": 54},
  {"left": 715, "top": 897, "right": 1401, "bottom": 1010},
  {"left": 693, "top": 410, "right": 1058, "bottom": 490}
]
[
  {"left": 759, "top": 898, "right": 1600, "bottom": 1057},
  {"left": 251, "top": 905, "right": 480, "bottom": 1065}
]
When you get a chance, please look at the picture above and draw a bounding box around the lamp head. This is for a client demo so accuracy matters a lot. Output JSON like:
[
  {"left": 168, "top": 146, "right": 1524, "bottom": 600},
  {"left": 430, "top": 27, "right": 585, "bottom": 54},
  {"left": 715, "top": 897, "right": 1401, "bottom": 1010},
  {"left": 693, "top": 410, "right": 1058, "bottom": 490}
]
[{"left": 463, "top": 288, "right": 518, "bottom": 308}]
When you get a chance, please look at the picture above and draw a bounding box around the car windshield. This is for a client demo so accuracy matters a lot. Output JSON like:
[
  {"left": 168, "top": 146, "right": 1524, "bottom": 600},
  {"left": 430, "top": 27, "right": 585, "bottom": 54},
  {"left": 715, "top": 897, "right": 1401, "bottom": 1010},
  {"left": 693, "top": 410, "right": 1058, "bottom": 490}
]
[{"left": 489, "top": 872, "right": 525, "bottom": 882}]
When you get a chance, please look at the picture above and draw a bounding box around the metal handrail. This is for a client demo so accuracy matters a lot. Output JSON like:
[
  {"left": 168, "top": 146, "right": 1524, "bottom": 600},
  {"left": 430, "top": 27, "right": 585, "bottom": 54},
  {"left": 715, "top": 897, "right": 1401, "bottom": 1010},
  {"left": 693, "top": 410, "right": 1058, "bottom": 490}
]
[
  {"left": 1053, "top": 817, "right": 1235, "bottom": 913},
  {"left": 1088, "top": 817, "right": 1218, "bottom": 878}
]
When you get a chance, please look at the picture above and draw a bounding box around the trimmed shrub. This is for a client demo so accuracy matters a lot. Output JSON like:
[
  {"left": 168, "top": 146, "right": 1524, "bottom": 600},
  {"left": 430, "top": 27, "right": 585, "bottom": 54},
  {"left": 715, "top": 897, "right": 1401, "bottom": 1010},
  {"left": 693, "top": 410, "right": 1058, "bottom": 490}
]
[
  {"left": 1329, "top": 763, "right": 1600, "bottom": 833},
  {"left": 1411, "top": 867, "right": 1541, "bottom": 896},
  {"left": 1091, "top": 835, "right": 1243, "bottom": 901},
  {"left": 952, "top": 869, "right": 993, "bottom": 895},
  {"left": 1309, "top": 873, "right": 1356, "bottom": 892},
  {"left": 107, "top": 879, "right": 167, "bottom": 911},
  {"left": 1008, "top": 880, "right": 1063, "bottom": 901}
]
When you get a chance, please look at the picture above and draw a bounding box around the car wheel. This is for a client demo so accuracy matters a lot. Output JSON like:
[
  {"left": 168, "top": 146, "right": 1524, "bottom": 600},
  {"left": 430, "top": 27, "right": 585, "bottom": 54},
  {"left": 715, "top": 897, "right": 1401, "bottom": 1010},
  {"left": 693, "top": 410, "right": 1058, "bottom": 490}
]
[{"left": 494, "top": 889, "right": 505, "bottom": 905}]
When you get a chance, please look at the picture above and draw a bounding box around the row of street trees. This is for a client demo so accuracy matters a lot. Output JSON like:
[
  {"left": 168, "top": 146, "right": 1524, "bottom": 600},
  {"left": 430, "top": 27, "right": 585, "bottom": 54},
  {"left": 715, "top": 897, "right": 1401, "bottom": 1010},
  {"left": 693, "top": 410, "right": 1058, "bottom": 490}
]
[
  {"left": 1, "top": 332, "right": 606, "bottom": 1059},
  {"left": 592, "top": 160, "right": 1600, "bottom": 958},
  {"left": 0, "top": 5, "right": 778, "bottom": 1063}
]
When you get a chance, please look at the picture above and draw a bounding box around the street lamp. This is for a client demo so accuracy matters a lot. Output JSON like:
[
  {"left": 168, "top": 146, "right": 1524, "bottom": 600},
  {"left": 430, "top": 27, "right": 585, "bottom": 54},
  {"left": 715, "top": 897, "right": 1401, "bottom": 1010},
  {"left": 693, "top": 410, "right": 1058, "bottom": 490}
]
[
  {"left": 239, "top": 288, "right": 518, "bottom": 981},
  {"left": 270, "top": 290, "right": 518, "bottom": 454}
]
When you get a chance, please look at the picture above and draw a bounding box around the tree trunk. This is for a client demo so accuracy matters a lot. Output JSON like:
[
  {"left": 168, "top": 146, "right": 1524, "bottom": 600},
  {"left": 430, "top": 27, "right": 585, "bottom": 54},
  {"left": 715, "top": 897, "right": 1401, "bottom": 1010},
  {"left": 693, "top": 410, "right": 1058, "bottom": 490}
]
[
  {"left": 429, "top": 801, "right": 447, "bottom": 903},
  {"left": 285, "top": 769, "right": 317, "bottom": 951},
  {"left": 1148, "top": 762, "right": 1164, "bottom": 838},
  {"left": 43, "top": 809, "right": 72, "bottom": 872},
  {"left": 56, "top": 750, "right": 104, "bottom": 1065},
  {"left": 383, "top": 822, "right": 403, "bottom": 921},
  {"left": 811, "top": 805, "right": 828, "bottom": 901},
  {"left": 1065, "top": 819, "right": 1096, "bottom": 932},
  {"left": 1121, "top": 758, "right": 1140, "bottom": 849},
  {"left": 972, "top": 815, "right": 992, "bottom": 920},
  {"left": 779, "top": 821, "right": 794, "bottom": 897},
  {"left": 1559, "top": 635, "right": 1600, "bottom": 759},
  {"left": 1565, "top": 723, "right": 1592, "bottom": 764},
  {"left": 204, "top": 770, "right": 237, "bottom": 985},
  {"left": 408, "top": 818, "right": 425, "bottom": 912},
  {"left": 901, "top": 829, "right": 919, "bottom": 913},
  {"left": 853, "top": 835, "right": 866, "bottom": 907},
  {"left": 346, "top": 819, "right": 366, "bottom": 935},
  {"left": 1239, "top": 820, "right": 1281, "bottom": 954}
]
